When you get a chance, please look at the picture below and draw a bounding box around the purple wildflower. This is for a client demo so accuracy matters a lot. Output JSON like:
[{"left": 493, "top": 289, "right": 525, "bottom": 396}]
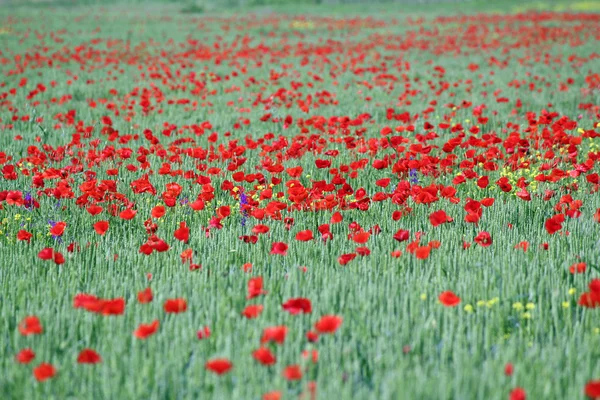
[
  {"left": 24, "top": 192, "right": 34, "bottom": 210},
  {"left": 240, "top": 191, "right": 248, "bottom": 227},
  {"left": 409, "top": 157, "right": 418, "bottom": 185},
  {"left": 180, "top": 197, "right": 191, "bottom": 214}
]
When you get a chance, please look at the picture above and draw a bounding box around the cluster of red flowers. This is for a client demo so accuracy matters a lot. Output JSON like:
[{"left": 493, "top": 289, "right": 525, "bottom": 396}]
[
  {"left": 2, "top": 8, "right": 599, "bottom": 399},
  {"left": 16, "top": 315, "right": 101, "bottom": 381}
]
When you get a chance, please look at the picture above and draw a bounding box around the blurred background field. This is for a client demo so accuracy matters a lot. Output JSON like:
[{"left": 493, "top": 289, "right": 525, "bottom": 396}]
[{"left": 2, "top": 0, "right": 600, "bottom": 15}]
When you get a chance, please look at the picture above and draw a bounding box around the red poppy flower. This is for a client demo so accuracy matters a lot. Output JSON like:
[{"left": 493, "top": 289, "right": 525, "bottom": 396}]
[
  {"left": 247, "top": 276, "right": 268, "bottom": 299},
  {"left": 253, "top": 347, "right": 276, "bottom": 366},
  {"left": 338, "top": 253, "right": 357, "bottom": 265},
  {"left": 286, "top": 166, "right": 303, "bottom": 177},
  {"left": 282, "top": 298, "right": 312, "bottom": 315},
  {"left": 295, "top": 230, "right": 314, "bottom": 241},
  {"left": 429, "top": 210, "right": 452, "bottom": 227},
  {"left": 86, "top": 204, "right": 103, "bottom": 216},
  {"left": 474, "top": 231, "right": 492, "bottom": 247},
  {"left": 73, "top": 294, "right": 125, "bottom": 315},
  {"left": 315, "top": 315, "right": 342, "bottom": 334},
  {"left": 190, "top": 199, "right": 205, "bottom": 211},
  {"left": 242, "top": 304, "right": 264, "bottom": 319},
  {"left": 33, "top": 363, "right": 56, "bottom": 382},
  {"left": 481, "top": 197, "right": 495, "bottom": 207},
  {"left": 439, "top": 291, "right": 461, "bottom": 307},
  {"left": 17, "top": 229, "right": 33, "bottom": 242},
  {"left": 514, "top": 241, "right": 529, "bottom": 252},
  {"left": 205, "top": 358, "right": 232, "bottom": 375},
  {"left": 331, "top": 212, "right": 343, "bottom": 223},
  {"left": 569, "top": 262, "right": 586, "bottom": 274},
  {"left": 217, "top": 205, "right": 231, "bottom": 219},
  {"left": 15, "top": 348, "right": 35, "bottom": 364},
  {"left": 151, "top": 205, "right": 166, "bottom": 218},
  {"left": 283, "top": 364, "right": 303, "bottom": 381},
  {"left": 270, "top": 242, "right": 288, "bottom": 255},
  {"left": 545, "top": 214, "right": 565, "bottom": 235},
  {"left": 356, "top": 246, "right": 371, "bottom": 256},
  {"left": 37, "top": 247, "right": 65, "bottom": 265},
  {"left": 174, "top": 221, "right": 190, "bottom": 243},
  {"left": 37, "top": 247, "right": 52, "bottom": 260},
  {"left": 516, "top": 189, "right": 531, "bottom": 201},
  {"left": 93, "top": 220, "right": 109, "bottom": 235},
  {"left": 393, "top": 229, "right": 410, "bottom": 242},
  {"left": 509, "top": 387, "right": 526, "bottom": 400},
  {"left": 261, "top": 325, "right": 288, "bottom": 344},
  {"left": 73, "top": 294, "right": 99, "bottom": 309},
  {"left": 164, "top": 298, "right": 187, "bottom": 313},
  {"left": 415, "top": 245, "right": 431, "bottom": 260},
  {"left": 239, "top": 235, "right": 259, "bottom": 244},
  {"left": 144, "top": 234, "right": 170, "bottom": 253},
  {"left": 134, "top": 320, "right": 159, "bottom": 339},
  {"left": 504, "top": 363, "right": 514, "bottom": 377},
  {"left": 465, "top": 212, "right": 481, "bottom": 225},
  {"left": 100, "top": 298, "right": 126, "bottom": 315},
  {"left": 242, "top": 263, "right": 253, "bottom": 273},
  {"left": 119, "top": 208, "right": 137, "bottom": 220},
  {"left": 49, "top": 221, "right": 66, "bottom": 237},
  {"left": 578, "top": 279, "right": 600, "bottom": 308},
  {"left": 18, "top": 316, "right": 43, "bottom": 336},
  {"left": 197, "top": 326, "right": 211, "bottom": 340},
  {"left": 306, "top": 330, "right": 319, "bottom": 342},
  {"left": 263, "top": 391, "right": 282, "bottom": 400},
  {"left": 181, "top": 248, "right": 193, "bottom": 264},
  {"left": 252, "top": 224, "right": 270, "bottom": 234},
  {"left": 352, "top": 231, "right": 370, "bottom": 244},
  {"left": 376, "top": 178, "right": 391, "bottom": 187},
  {"left": 77, "top": 348, "right": 101, "bottom": 364},
  {"left": 137, "top": 287, "right": 153, "bottom": 304},
  {"left": 315, "top": 159, "right": 331, "bottom": 169},
  {"left": 585, "top": 380, "right": 600, "bottom": 399}
]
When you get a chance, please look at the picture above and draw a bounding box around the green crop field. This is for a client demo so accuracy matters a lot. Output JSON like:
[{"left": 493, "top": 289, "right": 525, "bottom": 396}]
[{"left": 1, "top": 0, "right": 600, "bottom": 399}]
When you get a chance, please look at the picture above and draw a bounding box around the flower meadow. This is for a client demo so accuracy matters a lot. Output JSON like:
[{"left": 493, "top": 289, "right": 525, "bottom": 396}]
[{"left": 1, "top": 2, "right": 600, "bottom": 399}]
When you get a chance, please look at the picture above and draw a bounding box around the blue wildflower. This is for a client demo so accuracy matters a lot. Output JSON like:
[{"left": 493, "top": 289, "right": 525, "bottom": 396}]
[{"left": 409, "top": 168, "right": 419, "bottom": 184}]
